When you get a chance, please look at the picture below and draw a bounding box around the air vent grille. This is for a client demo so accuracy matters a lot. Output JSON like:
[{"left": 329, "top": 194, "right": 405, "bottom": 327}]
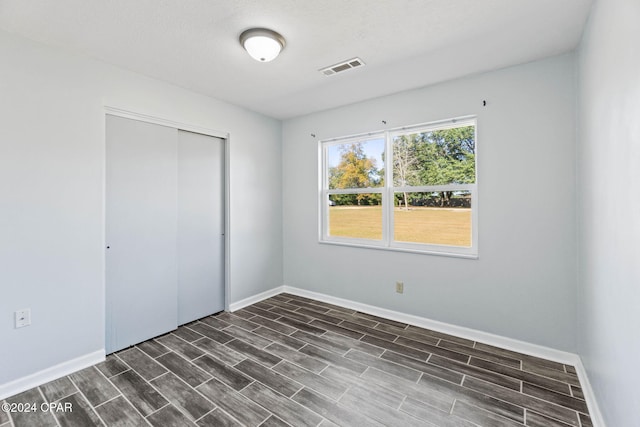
[{"left": 320, "top": 57, "right": 365, "bottom": 76}]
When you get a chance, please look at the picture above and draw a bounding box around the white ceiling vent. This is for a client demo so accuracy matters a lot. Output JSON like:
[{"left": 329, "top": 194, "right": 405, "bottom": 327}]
[{"left": 319, "top": 58, "right": 365, "bottom": 76}]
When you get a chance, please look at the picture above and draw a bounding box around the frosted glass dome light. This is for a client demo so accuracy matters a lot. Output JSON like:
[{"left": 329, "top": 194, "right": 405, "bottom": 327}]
[{"left": 239, "top": 28, "right": 286, "bottom": 62}]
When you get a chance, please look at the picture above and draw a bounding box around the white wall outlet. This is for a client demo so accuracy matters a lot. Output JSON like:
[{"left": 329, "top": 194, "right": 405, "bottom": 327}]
[
  {"left": 396, "top": 281, "right": 404, "bottom": 294},
  {"left": 15, "top": 309, "right": 31, "bottom": 328}
]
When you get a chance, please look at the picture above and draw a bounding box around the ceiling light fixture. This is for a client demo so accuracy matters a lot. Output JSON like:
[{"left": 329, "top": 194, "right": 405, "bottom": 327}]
[{"left": 239, "top": 28, "right": 286, "bottom": 62}]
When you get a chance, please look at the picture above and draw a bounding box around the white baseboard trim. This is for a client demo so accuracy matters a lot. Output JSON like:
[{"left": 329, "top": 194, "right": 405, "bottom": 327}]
[
  {"left": 574, "top": 359, "right": 606, "bottom": 427},
  {"left": 0, "top": 350, "right": 105, "bottom": 401},
  {"left": 229, "top": 285, "right": 607, "bottom": 425},
  {"left": 279, "top": 285, "right": 605, "bottom": 426},
  {"left": 229, "top": 286, "right": 285, "bottom": 312},
  {"left": 283, "top": 286, "right": 579, "bottom": 364}
]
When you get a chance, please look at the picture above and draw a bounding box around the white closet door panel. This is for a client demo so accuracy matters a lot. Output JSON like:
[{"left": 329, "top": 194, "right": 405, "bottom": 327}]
[
  {"left": 106, "top": 115, "right": 179, "bottom": 353},
  {"left": 177, "top": 130, "right": 225, "bottom": 324}
]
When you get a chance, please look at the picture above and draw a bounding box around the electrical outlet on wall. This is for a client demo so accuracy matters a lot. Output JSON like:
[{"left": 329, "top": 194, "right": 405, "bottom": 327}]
[
  {"left": 396, "top": 281, "right": 404, "bottom": 294},
  {"left": 15, "top": 309, "right": 31, "bottom": 328}
]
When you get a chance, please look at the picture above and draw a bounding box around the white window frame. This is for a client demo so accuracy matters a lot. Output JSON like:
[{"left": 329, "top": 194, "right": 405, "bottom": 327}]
[{"left": 319, "top": 116, "right": 478, "bottom": 258}]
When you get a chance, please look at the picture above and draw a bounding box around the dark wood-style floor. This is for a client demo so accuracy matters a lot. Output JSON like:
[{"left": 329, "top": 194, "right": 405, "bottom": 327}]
[{"left": 1, "top": 293, "right": 592, "bottom": 427}]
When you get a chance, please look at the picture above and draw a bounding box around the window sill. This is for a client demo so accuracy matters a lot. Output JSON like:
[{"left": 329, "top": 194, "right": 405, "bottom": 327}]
[{"left": 318, "top": 239, "right": 478, "bottom": 259}]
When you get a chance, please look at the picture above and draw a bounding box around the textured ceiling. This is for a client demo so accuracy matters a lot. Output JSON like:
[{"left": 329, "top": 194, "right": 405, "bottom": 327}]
[{"left": 0, "top": 0, "right": 593, "bottom": 119}]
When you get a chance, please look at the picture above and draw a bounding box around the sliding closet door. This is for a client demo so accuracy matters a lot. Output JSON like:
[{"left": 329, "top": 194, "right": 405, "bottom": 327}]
[
  {"left": 177, "top": 130, "right": 225, "bottom": 324},
  {"left": 106, "top": 115, "right": 179, "bottom": 353}
]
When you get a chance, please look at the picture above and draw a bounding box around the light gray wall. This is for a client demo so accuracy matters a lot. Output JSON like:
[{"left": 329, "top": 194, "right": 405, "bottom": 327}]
[
  {"left": 283, "top": 54, "right": 577, "bottom": 351},
  {"left": 0, "top": 30, "right": 282, "bottom": 384},
  {"left": 577, "top": 0, "right": 640, "bottom": 424}
]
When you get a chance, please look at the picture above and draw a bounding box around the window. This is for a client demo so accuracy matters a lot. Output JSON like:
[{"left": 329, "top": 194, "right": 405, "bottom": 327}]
[{"left": 319, "top": 117, "right": 477, "bottom": 257}]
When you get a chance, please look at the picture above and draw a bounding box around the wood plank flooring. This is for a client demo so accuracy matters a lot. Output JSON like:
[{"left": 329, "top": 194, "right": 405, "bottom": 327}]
[{"left": 1, "top": 294, "right": 593, "bottom": 426}]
